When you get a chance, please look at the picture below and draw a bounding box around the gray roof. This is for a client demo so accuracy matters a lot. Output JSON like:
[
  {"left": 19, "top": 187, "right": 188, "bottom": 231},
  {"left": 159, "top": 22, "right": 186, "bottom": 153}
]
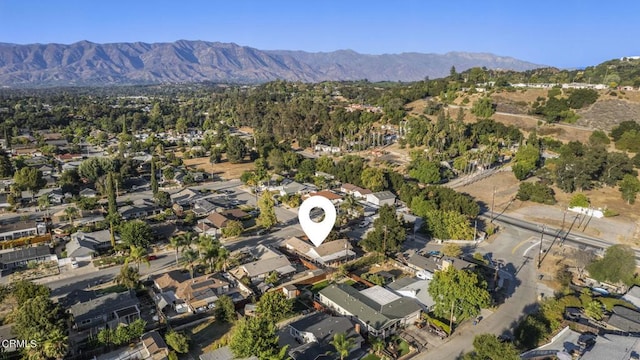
[
  {"left": 0, "top": 324, "right": 15, "bottom": 340},
  {"left": 580, "top": 333, "right": 640, "bottom": 360},
  {"left": 0, "top": 245, "right": 51, "bottom": 264},
  {"left": 623, "top": 285, "right": 640, "bottom": 308},
  {"left": 288, "top": 312, "right": 360, "bottom": 343},
  {"left": 67, "top": 230, "right": 116, "bottom": 258},
  {"left": 318, "top": 283, "right": 421, "bottom": 331},
  {"left": 68, "top": 290, "right": 139, "bottom": 325},
  {"left": 407, "top": 254, "right": 439, "bottom": 273},
  {"left": 607, "top": 314, "right": 640, "bottom": 332},
  {"left": 199, "top": 346, "right": 258, "bottom": 360},
  {"left": 387, "top": 277, "right": 435, "bottom": 309},
  {"left": 370, "top": 191, "right": 396, "bottom": 200},
  {"left": 79, "top": 188, "right": 97, "bottom": 196},
  {"left": 242, "top": 255, "right": 295, "bottom": 277}
]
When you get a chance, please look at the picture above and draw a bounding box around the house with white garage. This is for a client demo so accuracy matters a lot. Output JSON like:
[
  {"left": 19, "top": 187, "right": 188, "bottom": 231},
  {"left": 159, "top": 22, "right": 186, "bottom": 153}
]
[
  {"left": 366, "top": 191, "right": 396, "bottom": 206},
  {"left": 67, "top": 230, "right": 117, "bottom": 261},
  {"left": 387, "top": 277, "right": 436, "bottom": 311}
]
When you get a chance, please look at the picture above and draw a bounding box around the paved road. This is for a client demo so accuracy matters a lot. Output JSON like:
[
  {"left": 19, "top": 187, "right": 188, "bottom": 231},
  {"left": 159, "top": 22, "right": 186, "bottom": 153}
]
[{"left": 485, "top": 210, "right": 640, "bottom": 262}]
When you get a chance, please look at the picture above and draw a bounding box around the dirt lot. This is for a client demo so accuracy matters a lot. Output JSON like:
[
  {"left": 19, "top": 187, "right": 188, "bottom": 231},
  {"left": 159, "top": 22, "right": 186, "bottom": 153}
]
[
  {"left": 181, "top": 155, "right": 255, "bottom": 180},
  {"left": 457, "top": 170, "right": 521, "bottom": 210}
]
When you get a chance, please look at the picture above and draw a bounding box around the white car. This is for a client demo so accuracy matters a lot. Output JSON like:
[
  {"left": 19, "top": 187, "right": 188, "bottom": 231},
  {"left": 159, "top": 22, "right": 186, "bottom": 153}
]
[
  {"left": 71, "top": 261, "right": 79, "bottom": 269},
  {"left": 359, "top": 221, "right": 370, "bottom": 228}
]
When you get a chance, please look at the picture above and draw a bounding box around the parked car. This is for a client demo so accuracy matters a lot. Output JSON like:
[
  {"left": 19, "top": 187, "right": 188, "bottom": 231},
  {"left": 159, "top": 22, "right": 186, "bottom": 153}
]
[
  {"left": 359, "top": 220, "right": 370, "bottom": 228},
  {"left": 147, "top": 255, "right": 158, "bottom": 261},
  {"left": 71, "top": 261, "right": 79, "bottom": 269}
]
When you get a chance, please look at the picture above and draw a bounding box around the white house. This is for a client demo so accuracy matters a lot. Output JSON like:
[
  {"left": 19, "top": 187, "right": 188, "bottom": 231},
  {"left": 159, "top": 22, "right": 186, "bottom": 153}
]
[{"left": 366, "top": 191, "right": 396, "bottom": 206}]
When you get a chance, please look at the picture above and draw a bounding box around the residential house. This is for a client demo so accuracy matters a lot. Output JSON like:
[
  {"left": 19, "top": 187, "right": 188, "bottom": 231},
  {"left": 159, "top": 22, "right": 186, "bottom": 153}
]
[
  {"left": 622, "top": 286, "right": 640, "bottom": 309},
  {"left": 56, "top": 154, "right": 84, "bottom": 163},
  {"left": 0, "top": 245, "right": 55, "bottom": 272},
  {"left": 153, "top": 270, "right": 246, "bottom": 314},
  {"left": 578, "top": 333, "right": 640, "bottom": 360},
  {"left": 287, "top": 312, "right": 364, "bottom": 360},
  {"left": 67, "top": 230, "right": 117, "bottom": 261},
  {"left": 193, "top": 199, "right": 217, "bottom": 216},
  {"left": 340, "top": 183, "right": 372, "bottom": 199},
  {"left": 142, "top": 331, "right": 170, "bottom": 360},
  {"left": 303, "top": 190, "right": 343, "bottom": 204},
  {"left": 275, "top": 181, "right": 312, "bottom": 197},
  {"left": 314, "top": 144, "right": 341, "bottom": 154},
  {"left": 68, "top": 290, "right": 141, "bottom": 335},
  {"left": 0, "top": 221, "right": 48, "bottom": 241},
  {"left": 222, "top": 209, "right": 249, "bottom": 221},
  {"left": 231, "top": 245, "right": 296, "bottom": 284},
  {"left": 607, "top": 305, "right": 640, "bottom": 332},
  {"left": 406, "top": 254, "right": 440, "bottom": 280},
  {"left": 37, "top": 164, "right": 54, "bottom": 176},
  {"left": 318, "top": 283, "right": 422, "bottom": 338},
  {"left": 170, "top": 188, "right": 201, "bottom": 209},
  {"left": 366, "top": 191, "right": 396, "bottom": 206},
  {"left": 79, "top": 188, "right": 98, "bottom": 198},
  {"left": 206, "top": 213, "right": 231, "bottom": 231},
  {"left": 119, "top": 199, "right": 161, "bottom": 220},
  {"left": 284, "top": 237, "right": 355, "bottom": 265},
  {"left": 386, "top": 277, "right": 436, "bottom": 311},
  {"left": 194, "top": 221, "right": 218, "bottom": 237}
]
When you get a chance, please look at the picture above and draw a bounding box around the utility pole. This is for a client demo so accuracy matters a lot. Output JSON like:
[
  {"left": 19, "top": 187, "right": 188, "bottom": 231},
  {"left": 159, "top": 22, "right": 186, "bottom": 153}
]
[
  {"left": 491, "top": 186, "right": 496, "bottom": 223},
  {"left": 537, "top": 225, "right": 546, "bottom": 268}
]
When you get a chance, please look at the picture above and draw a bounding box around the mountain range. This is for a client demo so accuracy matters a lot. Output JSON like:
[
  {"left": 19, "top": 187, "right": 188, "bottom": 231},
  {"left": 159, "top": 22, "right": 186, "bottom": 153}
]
[{"left": 0, "top": 40, "right": 544, "bottom": 87}]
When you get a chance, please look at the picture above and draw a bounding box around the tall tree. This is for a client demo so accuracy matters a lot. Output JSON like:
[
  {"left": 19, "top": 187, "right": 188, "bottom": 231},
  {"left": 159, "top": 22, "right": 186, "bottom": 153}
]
[
  {"left": 150, "top": 156, "right": 158, "bottom": 195},
  {"left": 119, "top": 220, "right": 153, "bottom": 249},
  {"left": 428, "top": 267, "right": 491, "bottom": 329},
  {"left": 229, "top": 317, "right": 282, "bottom": 359},
  {"left": 13, "top": 167, "right": 46, "bottom": 200},
  {"left": 116, "top": 264, "right": 140, "bottom": 289},
  {"left": 182, "top": 248, "right": 198, "bottom": 279},
  {"left": 125, "top": 245, "right": 150, "bottom": 271},
  {"left": 64, "top": 206, "right": 79, "bottom": 226},
  {"left": 214, "top": 295, "right": 236, "bottom": 323},
  {"left": 226, "top": 136, "right": 247, "bottom": 164},
  {"left": 257, "top": 192, "right": 278, "bottom": 229},
  {"left": 360, "top": 205, "right": 406, "bottom": 256},
  {"left": 256, "top": 291, "right": 293, "bottom": 323},
  {"left": 619, "top": 174, "right": 640, "bottom": 204}
]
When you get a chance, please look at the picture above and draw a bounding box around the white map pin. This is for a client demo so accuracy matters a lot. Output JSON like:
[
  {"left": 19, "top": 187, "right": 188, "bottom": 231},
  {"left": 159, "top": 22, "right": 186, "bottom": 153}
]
[{"left": 298, "top": 195, "right": 337, "bottom": 247}]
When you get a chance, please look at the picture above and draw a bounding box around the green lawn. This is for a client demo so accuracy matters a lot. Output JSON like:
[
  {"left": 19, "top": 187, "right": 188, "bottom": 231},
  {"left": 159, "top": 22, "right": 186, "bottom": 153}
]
[
  {"left": 398, "top": 339, "right": 410, "bottom": 356},
  {"left": 343, "top": 279, "right": 356, "bottom": 286},
  {"left": 310, "top": 280, "right": 330, "bottom": 293}
]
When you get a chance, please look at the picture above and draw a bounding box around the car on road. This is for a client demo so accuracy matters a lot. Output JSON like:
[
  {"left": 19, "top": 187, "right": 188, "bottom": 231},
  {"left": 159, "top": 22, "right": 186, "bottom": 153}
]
[
  {"left": 147, "top": 255, "right": 158, "bottom": 261},
  {"left": 359, "top": 220, "right": 370, "bottom": 228}
]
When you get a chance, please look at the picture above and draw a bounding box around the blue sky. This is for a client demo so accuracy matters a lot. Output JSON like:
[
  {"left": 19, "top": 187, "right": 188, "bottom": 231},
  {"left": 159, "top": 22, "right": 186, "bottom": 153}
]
[{"left": 1, "top": 0, "right": 638, "bottom": 68}]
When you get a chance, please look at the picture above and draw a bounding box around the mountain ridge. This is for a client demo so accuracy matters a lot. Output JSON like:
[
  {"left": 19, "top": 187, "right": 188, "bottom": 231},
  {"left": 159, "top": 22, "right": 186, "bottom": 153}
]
[{"left": 0, "top": 40, "right": 545, "bottom": 87}]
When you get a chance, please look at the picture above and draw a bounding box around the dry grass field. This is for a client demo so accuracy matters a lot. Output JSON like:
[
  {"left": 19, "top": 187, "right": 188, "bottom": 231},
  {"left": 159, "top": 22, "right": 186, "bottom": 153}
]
[{"left": 181, "top": 154, "right": 255, "bottom": 180}]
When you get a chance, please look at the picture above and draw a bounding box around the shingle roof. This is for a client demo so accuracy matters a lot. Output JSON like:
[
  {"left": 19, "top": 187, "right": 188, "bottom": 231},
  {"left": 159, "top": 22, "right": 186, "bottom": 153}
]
[
  {"left": 242, "top": 255, "right": 295, "bottom": 277},
  {"left": 200, "top": 346, "right": 258, "bottom": 360},
  {"left": 69, "top": 290, "right": 139, "bottom": 324},
  {"left": 0, "top": 245, "right": 51, "bottom": 264},
  {"left": 318, "top": 283, "right": 421, "bottom": 331},
  {"left": 288, "top": 312, "right": 359, "bottom": 343},
  {"left": 206, "top": 213, "right": 230, "bottom": 229}
]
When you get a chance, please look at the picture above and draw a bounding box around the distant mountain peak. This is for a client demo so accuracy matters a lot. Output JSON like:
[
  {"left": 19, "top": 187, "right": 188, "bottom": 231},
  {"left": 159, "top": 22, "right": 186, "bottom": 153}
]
[{"left": 0, "top": 40, "right": 545, "bottom": 87}]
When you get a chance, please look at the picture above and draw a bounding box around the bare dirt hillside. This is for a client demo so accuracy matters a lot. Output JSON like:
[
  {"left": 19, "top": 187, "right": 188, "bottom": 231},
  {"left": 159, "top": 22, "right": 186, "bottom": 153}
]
[{"left": 576, "top": 99, "right": 640, "bottom": 130}]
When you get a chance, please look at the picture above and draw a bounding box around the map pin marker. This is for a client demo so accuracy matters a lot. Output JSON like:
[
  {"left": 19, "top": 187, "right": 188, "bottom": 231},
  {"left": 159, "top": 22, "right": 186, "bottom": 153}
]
[{"left": 298, "top": 195, "right": 337, "bottom": 247}]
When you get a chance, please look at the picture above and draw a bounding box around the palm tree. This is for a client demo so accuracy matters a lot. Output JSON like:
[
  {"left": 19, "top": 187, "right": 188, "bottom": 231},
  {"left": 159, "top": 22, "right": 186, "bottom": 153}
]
[
  {"left": 215, "top": 247, "right": 237, "bottom": 273},
  {"left": 116, "top": 264, "right": 140, "bottom": 289},
  {"left": 169, "top": 235, "right": 182, "bottom": 267},
  {"left": 182, "top": 248, "right": 198, "bottom": 279},
  {"left": 64, "top": 206, "right": 79, "bottom": 226},
  {"left": 199, "top": 246, "right": 218, "bottom": 274},
  {"left": 178, "top": 231, "right": 195, "bottom": 254},
  {"left": 330, "top": 333, "right": 354, "bottom": 360},
  {"left": 43, "top": 328, "right": 69, "bottom": 360},
  {"left": 370, "top": 337, "right": 385, "bottom": 356},
  {"left": 125, "top": 245, "right": 150, "bottom": 271}
]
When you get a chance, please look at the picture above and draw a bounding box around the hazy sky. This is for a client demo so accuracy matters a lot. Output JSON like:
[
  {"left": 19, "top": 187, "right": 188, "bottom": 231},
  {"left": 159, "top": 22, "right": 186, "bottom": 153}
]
[{"left": 1, "top": 0, "right": 638, "bottom": 68}]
